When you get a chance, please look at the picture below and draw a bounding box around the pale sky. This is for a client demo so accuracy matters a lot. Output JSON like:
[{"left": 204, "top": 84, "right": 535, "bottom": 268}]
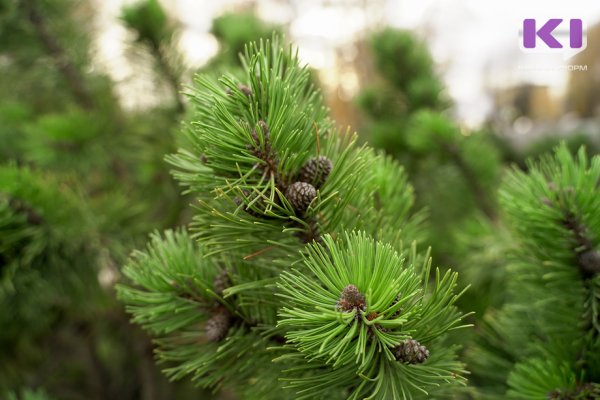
[{"left": 94, "top": 0, "right": 600, "bottom": 126}]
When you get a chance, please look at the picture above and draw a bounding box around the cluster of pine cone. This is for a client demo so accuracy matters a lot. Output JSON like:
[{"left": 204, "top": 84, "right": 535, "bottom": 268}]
[
  {"left": 237, "top": 119, "right": 333, "bottom": 217},
  {"left": 285, "top": 155, "right": 333, "bottom": 214}
]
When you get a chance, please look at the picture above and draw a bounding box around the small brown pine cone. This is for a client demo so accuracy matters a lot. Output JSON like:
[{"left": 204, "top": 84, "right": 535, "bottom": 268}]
[
  {"left": 205, "top": 307, "right": 231, "bottom": 342},
  {"left": 298, "top": 156, "right": 333, "bottom": 189},
  {"left": 394, "top": 339, "right": 430, "bottom": 364},
  {"left": 238, "top": 84, "right": 252, "bottom": 97},
  {"left": 213, "top": 270, "right": 231, "bottom": 296},
  {"left": 336, "top": 284, "right": 366, "bottom": 313},
  {"left": 578, "top": 250, "right": 600, "bottom": 276},
  {"left": 285, "top": 182, "right": 316, "bottom": 213}
]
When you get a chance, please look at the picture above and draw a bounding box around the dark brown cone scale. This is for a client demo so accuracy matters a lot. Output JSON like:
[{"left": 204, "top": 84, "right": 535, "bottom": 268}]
[
  {"left": 285, "top": 181, "right": 316, "bottom": 213},
  {"left": 298, "top": 156, "right": 333, "bottom": 189},
  {"left": 205, "top": 307, "right": 231, "bottom": 342},
  {"left": 394, "top": 339, "right": 430, "bottom": 364}
]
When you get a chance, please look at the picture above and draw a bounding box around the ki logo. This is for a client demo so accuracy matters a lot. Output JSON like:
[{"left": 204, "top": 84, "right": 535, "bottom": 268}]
[{"left": 519, "top": 18, "right": 587, "bottom": 59}]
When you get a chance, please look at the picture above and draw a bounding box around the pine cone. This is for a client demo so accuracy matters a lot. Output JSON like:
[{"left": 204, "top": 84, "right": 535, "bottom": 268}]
[
  {"left": 213, "top": 270, "right": 231, "bottom": 296},
  {"left": 285, "top": 182, "right": 316, "bottom": 213},
  {"left": 394, "top": 339, "right": 429, "bottom": 364},
  {"left": 298, "top": 156, "right": 333, "bottom": 189},
  {"left": 205, "top": 307, "right": 231, "bottom": 342},
  {"left": 238, "top": 84, "right": 252, "bottom": 97},
  {"left": 336, "top": 284, "right": 366, "bottom": 313},
  {"left": 578, "top": 250, "right": 600, "bottom": 276}
]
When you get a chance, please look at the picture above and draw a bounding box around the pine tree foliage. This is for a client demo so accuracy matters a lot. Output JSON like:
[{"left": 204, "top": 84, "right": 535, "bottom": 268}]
[
  {"left": 355, "top": 29, "right": 504, "bottom": 296},
  {"left": 0, "top": 165, "right": 102, "bottom": 385},
  {"left": 356, "top": 28, "right": 448, "bottom": 157},
  {"left": 0, "top": 165, "right": 94, "bottom": 290},
  {"left": 119, "top": 229, "right": 285, "bottom": 399},
  {"left": 277, "top": 232, "right": 470, "bottom": 399},
  {"left": 0, "top": 0, "right": 192, "bottom": 396},
  {"left": 470, "top": 145, "right": 600, "bottom": 399},
  {"left": 121, "top": 0, "right": 171, "bottom": 47},
  {"left": 1, "top": 0, "right": 99, "bottom": 109},
  {"left": 118, "top": 37, "right": 471, "bottom": 399},
  {"left": 204, "top": 12, "right": 282, "bottom": 73}
]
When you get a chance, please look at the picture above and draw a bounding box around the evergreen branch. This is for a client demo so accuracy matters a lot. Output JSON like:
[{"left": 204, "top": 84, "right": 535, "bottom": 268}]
[
  {"left": 475, "top": 144, "right": 600, "bottom": 399},
  {"left": 445, "top": 143, "right": 497, "bottom": 220},
  {"left": 561, "top": 211, "right": 600, "bottom": 277},
  {"left": 120, "top": 36, "right": 463, "bottom": 399},
  {"left": 277, "top": 231, "right": 469, "bottom": 398},
  {"left": 20, "top": 0, "right": 95, "bottom": 109},
  {"left": 117, "top": 230, "right": 293, "bottom": 398},
  {"left": 148, "top": 40, "right": 185, "bottom": 113}
]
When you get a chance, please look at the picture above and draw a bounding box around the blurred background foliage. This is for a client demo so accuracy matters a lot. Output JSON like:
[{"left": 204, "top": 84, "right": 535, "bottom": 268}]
[
  {"left": 0, "top": 0, "right": 273, "bottom": 398},
  {"left": 0, "top": 0, "right": 598, "bottom": 399}
]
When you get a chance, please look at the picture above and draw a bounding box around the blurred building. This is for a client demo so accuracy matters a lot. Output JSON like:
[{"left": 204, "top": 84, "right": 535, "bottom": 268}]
[
  {"left": 488, "top": 81, "right": 599, "bottom": 151},
  {"left": 492, "top": 84, "right": 561, "bottom": 122},
  {"left": 567, "top": 22, "right": 600, "bottom": 118}
]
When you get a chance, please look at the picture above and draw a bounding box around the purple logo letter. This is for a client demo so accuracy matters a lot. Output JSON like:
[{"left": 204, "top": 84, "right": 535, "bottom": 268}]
[
  {"left": 570, "top": 19, "right": 583, "bottom": 48},
  {"left": 523, "top": 19, "right": 563, "bottom": 48}
]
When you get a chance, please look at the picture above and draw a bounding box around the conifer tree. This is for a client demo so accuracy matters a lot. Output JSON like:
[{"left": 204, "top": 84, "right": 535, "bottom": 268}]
[
  {"left": 356, "top": 28, "right": 447, "bottom": 157},
  {"left": 356, "top": 28, "right": 502, "bottom": 238},
  {"left": 356, "top": 28, "right": 505, "bottom": 317},
  {"left": 118, "top": 37, "right": 471, "bottom": 400},
  {"left": 469, "top": 145, "right": 600, "bottom": 399},
  {"left": 203, "top": 11, "right": 281, "bottom": 73},
  {"left": 1, "top": 1, "right": 288, "bottom": 396},
  {"left": 0, "top": 0, "right": 193, "bottom": 397}
]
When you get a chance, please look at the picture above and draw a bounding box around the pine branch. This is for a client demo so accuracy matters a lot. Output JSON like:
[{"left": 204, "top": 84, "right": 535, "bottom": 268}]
[
  {"left": 476, "top": 145, "right": 600, "bottom": 399},
  {"left": 561, "top": 211, "right": 600, "bottom": 277},
  {"left": 6, "top": 197, "right": 44, "bottom": 226},
  {"left": 148, "top": 41, "right": 185, "bottom": 114},
  {"left": 119, "top": 37, "right": 466, "bottom": 399},
  {"left": 445, "top": 143, "right": 497, "bottom": 221},
  {"left": 21, "top": 0, "right": 95, "bottom": 110}
]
